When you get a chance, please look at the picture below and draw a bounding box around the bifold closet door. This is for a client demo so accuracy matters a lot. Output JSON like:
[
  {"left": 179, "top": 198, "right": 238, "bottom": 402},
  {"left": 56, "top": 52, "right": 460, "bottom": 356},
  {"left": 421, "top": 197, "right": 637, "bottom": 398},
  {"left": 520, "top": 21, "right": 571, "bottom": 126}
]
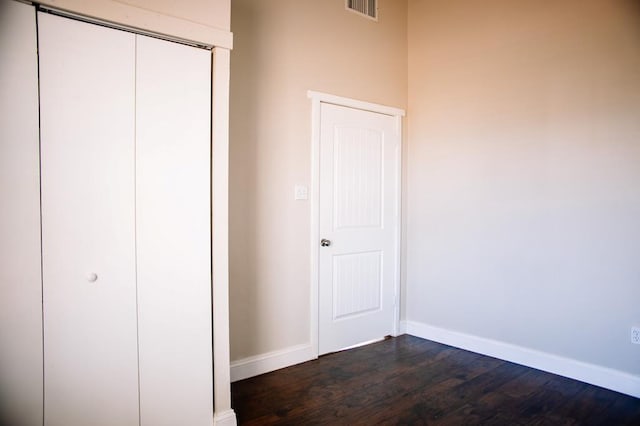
[
  {"left": 39, "top": 12, "right": 139, "bottom": 426},
  {"left": 135, "top": 36, "right": 213, "bottom": 426},
  {"left": 0, "top": 2, "right": 43, "bottom": 425},
  {"left": 39, "top": 11, "right": 213, "bottom": 426}
]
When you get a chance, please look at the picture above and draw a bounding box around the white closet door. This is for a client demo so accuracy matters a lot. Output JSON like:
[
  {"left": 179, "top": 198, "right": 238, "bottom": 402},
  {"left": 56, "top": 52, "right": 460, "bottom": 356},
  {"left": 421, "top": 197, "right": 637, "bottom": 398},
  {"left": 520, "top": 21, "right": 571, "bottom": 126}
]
[
  {"left": 0, "top": 2, "right": 42, "bottom": 425},
  {"left": 38, "top": 13, "right": 139, "bottom": 426},
  {"left": 135, "top": 35, "right": 213, "bottom": 426}
]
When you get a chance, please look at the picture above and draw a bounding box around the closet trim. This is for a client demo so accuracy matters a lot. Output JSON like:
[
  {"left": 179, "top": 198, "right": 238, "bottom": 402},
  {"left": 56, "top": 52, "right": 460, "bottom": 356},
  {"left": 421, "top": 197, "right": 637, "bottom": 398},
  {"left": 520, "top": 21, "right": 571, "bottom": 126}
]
[
  {"left": 33, "top": 0, "right": 233, "bottom": 49},
  {"left": 36, "top": 6, "right": 214, "bottom": 49}
]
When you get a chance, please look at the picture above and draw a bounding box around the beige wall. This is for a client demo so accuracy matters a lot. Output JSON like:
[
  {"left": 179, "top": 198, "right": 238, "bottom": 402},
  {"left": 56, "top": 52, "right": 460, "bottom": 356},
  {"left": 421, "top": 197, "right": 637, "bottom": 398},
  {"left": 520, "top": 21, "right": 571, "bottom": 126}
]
[
  {"left": 407, "top": 0, "right": 640, "bottom": 376},
  {"left": 231, "top": 0, "right": 640, "bottom": 382},
  {"left": 229, "top": 0, "right": 408, "bottom": 360}
]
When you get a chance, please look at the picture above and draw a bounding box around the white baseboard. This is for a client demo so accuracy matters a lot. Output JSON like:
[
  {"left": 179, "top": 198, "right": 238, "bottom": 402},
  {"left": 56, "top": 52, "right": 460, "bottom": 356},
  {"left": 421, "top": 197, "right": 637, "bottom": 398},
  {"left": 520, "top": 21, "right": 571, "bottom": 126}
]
[
  {"left": 213, "top": 409, "right": 237, "bottom": 426},
  {"left": 401, "top": 320, "right": 640, "bottom": 398},
  {"left": 230, "top": 343, "right": 316, "bottom": 382},
  {"left": 397, "top": 319, "right": 407, "bottom": 335}
]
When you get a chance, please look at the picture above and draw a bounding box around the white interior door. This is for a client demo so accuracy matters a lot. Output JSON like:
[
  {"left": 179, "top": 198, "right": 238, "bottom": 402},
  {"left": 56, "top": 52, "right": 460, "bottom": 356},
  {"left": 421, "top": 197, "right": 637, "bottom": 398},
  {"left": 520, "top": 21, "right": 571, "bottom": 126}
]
[
  {"left": 135, "top": 35, "right": 213, "bottom": 426},
  {"left": 39, "top": 12, "right": 139, "bottom": 426},
  {"left": 0, "top": 2, "right": 43, "bottom": 425},
  {"left": 318, "top": 102, "right": 400, "bottom": 355}
]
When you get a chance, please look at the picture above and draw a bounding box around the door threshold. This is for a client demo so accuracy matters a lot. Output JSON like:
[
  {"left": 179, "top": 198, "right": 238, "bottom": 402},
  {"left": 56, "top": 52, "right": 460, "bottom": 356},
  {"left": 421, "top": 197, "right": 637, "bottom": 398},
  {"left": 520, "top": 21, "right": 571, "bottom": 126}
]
[{"left": 322, "top": 336, "right": 392, "bottom": 356}]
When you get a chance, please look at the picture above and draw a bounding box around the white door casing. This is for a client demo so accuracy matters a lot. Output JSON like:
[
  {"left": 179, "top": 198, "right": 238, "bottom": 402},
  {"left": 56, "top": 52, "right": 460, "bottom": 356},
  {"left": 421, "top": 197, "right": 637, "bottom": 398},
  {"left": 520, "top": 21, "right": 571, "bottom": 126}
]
[{"left": 309, "top": 92, "right": 404, "bottom": 356}]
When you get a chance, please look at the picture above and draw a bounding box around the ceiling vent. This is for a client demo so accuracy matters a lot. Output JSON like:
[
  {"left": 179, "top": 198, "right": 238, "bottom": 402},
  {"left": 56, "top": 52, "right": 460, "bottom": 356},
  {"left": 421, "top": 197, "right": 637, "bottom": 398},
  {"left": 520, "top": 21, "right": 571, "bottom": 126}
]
[{"left": 346, "top": 0, "right": 378, "bottom": 21}]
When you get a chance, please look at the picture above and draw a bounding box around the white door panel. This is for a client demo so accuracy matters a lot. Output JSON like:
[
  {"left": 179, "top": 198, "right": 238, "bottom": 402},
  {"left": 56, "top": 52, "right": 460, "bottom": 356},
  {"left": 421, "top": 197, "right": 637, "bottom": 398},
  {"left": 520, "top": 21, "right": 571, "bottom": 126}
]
[
  {"left": 333, "top": 251, "right": 383, "bottom": 319},
  {"left": 333, "top": 126, "right": 384, "bottom": 229},
  {"left": 0, "top": 2, "right": 43, "bottom": 425},
  {"left": 319, "top": 103, "right": 400, "bottom": 355},
  {"left": 38, "top": 12, "right": 139, "bottom": 426},
  {"left": 135, "top": 34, "right": 213, "bottom": 426}
]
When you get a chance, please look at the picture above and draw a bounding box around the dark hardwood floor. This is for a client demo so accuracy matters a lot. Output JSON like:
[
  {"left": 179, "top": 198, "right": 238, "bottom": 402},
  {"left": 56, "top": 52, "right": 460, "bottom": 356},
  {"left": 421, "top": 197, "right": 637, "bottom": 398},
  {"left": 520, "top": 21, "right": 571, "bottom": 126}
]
[{"left": 231, "top": 335, "right": 640, "bottom": 425}]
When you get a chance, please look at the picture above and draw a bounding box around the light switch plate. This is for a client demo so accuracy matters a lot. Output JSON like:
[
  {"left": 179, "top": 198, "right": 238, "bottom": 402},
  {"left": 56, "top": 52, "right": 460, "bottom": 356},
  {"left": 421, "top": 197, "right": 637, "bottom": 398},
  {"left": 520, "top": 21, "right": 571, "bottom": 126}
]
[{"left": 294, "top": 185, "right": 308, "bottom": 200}]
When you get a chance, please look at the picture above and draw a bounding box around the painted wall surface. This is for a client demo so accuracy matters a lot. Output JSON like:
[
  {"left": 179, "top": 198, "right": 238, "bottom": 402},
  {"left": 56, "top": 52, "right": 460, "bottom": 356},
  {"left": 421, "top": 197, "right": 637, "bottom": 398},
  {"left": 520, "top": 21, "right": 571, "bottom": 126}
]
[
  {"left": 229, "top": 0, "right": 408, "bottom": 360},
  {"left": 407, "top": 0, "right": 640, "bottom": 375}
]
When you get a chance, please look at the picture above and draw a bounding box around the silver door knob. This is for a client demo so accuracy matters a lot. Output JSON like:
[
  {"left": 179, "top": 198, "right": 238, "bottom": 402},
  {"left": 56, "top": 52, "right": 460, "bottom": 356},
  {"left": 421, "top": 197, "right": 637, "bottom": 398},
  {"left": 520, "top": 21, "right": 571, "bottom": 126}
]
[
  {"left": 87, "top": 272, "right": 98, "bottom": 282},
  {"left": 321, "top": 239, "right": 331, "bottom": 247}
]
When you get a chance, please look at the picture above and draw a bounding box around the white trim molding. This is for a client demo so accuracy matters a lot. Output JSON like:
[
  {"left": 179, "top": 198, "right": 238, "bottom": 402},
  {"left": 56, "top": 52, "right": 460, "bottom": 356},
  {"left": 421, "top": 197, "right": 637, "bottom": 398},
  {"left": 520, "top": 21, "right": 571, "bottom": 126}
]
[
  {"left": 307, "top": 91, "right": 405, "bottom": 357},
  {"left": 211, "top": 47, "right": 236, "bottom": 424},
  {"left": 307, "top": 91, "right": 405, "bottom": 117},
  {"left": 402, "top": 320, "right": 640, "bottom": 399},
  {"left": 213, "top": 409, "right": 238, "bottom": 426},
  {"left": 397, "top": 320, "right": 407, "bottom": 335},
  {"left": 230, "top": 344, "right": 316, "bottom": 382},
  {"left": 36, "top": 0, "right": 233, "bottom": 49}
]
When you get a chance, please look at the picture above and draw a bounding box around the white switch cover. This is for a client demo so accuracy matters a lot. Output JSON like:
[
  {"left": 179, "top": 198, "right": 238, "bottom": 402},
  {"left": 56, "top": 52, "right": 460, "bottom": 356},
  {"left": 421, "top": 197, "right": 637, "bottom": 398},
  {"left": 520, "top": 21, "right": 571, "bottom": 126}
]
[{"left": 294, "top": 185, "right": 308, "bottom": 200}]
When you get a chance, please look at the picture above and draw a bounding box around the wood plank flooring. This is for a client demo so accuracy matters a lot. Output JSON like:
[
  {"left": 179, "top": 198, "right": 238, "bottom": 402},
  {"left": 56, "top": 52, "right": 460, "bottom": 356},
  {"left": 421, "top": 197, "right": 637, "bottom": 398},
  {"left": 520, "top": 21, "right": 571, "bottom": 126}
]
[{"left": 231, "top": 335, "right": 640, "bottom": 425}]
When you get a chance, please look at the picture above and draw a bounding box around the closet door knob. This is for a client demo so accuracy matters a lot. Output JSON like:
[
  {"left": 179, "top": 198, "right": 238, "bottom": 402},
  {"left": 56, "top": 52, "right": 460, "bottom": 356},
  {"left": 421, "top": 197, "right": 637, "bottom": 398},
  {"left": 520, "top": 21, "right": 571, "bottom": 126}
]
[{"left": 87, "top": 272, "right": 98, "bottom": 282}]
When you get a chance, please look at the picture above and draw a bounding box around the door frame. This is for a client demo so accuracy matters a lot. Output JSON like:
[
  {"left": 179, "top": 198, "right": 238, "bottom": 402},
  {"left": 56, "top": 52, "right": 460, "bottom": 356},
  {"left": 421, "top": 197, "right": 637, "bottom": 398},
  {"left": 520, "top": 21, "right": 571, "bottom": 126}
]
[{"left": 307, "top": 90, "right": 405, "bottom": 357}]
